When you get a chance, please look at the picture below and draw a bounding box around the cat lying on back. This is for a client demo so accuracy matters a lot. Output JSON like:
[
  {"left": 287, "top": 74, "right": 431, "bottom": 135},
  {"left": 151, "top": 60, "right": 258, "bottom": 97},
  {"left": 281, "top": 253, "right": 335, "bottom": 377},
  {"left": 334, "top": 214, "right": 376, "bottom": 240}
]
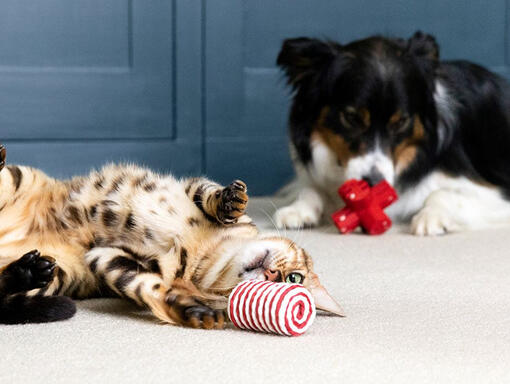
[{"left": 0, "top": 146, "right": 343, "bottom": 328}]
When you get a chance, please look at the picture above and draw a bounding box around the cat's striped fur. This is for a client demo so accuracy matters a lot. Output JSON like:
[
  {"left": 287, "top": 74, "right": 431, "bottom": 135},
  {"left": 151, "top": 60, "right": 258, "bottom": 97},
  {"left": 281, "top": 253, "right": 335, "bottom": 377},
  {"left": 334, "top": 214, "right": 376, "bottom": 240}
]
[{"left": 0, "top": 146, "right": 343, "bottom": 328}]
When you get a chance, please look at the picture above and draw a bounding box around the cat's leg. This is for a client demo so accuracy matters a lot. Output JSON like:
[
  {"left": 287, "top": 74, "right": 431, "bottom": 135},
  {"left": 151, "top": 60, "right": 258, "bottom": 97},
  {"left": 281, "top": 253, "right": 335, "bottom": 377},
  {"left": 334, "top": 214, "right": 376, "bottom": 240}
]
[
  {"left": 183, "top": 177, "right": 248, "bottom": 224},
  {"left": 0, "top": 250, "right": 76, "bottom": 324},
  {"left": 85, "top": 247, "right": 166, "bottom": 306},
  {"left": 85, "top": 247, "right": 226, "bottom": 329}
]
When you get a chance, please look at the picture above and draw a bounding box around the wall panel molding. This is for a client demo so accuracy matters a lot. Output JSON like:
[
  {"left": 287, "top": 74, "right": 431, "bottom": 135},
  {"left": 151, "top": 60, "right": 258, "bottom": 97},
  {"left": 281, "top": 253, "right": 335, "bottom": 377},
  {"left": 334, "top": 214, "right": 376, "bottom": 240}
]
[{"left": 0, "top": 0, "right": 203, "bottom": 178}]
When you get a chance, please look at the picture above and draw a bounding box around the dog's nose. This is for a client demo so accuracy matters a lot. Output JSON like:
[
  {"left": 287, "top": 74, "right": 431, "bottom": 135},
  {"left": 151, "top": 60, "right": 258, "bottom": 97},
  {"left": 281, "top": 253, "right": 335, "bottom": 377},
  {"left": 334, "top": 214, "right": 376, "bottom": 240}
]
[{"left": 362, "top": 167, "right": 384, "bottom": 186}]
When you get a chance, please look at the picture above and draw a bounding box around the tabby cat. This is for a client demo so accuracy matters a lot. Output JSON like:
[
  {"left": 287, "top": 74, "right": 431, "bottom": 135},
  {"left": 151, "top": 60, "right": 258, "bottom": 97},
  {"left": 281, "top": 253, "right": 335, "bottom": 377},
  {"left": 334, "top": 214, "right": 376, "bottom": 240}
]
[{"left": 0, "top": 146, "right": 343, "bottom": 328}]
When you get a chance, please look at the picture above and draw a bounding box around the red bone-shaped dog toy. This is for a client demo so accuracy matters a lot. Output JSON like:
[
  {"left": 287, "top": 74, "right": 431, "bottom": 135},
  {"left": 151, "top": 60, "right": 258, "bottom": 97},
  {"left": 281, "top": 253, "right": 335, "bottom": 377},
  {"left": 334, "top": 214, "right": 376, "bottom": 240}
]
[{"left": 331, "top": 179, "right": 398, "bottom": 235}]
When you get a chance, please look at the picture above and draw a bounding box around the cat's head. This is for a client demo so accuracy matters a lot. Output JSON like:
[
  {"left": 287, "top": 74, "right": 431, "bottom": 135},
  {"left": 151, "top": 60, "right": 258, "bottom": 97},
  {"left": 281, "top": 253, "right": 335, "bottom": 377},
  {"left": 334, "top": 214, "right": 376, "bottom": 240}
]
[{"left": 215, "top": 236, "right": 345, "bottom": 316}]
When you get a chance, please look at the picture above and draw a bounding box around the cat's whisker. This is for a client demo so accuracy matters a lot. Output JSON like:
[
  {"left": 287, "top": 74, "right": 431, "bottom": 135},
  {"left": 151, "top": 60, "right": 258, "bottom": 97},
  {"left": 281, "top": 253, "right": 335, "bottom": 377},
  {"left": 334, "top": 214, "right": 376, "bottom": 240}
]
[
  {"left": 295, "top": 226, "right": 312, "bottom": 248},
  {"left": 267, "top": 199, "right": 289, "bottom": 239},
  {"left": 267, "top": 200, "right": 284, "bottom": 238},
  {"left": 205, "top": 285, "right": 237, "bottom": 292},
  {"left": 257, "top": 206, "right": 282, "bottom": 238},
  {"left": 296, "top": 226, "right": 305, "bottom": 245},
  {"left": 288, "top": 225, "right": 303, "bottom": 248}
]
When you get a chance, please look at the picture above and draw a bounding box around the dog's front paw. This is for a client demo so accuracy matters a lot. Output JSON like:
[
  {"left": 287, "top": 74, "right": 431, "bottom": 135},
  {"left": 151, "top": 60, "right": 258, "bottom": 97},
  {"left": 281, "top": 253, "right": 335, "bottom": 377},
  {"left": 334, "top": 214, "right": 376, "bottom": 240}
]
[
  {"left": 411, "top": 207, "right": 459, "bottom": 236},
  {"left": 274, "top": 204, "right": 320, "bottom": 229}
]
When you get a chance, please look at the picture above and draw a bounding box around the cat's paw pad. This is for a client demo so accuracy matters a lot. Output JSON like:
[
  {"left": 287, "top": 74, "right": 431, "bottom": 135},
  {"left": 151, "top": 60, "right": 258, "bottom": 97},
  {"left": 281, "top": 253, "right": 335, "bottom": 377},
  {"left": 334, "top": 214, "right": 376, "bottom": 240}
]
[
  {"left": 4, "top": 250, "right": 56, "bottom": 291},
  {"left": 411, "top": 207, "right": 459, "bottom": 236},
  {"left": 166, "top": 293, "right": 225, "bottom": 329},
  {"left": 217, "top": 180, "right": 248, "bottom": 224},
  {"left": 274, "top": 204, "right": 320, "bottom": 229},
  {"left": 0, "top": 145, "right": 6, "bottom": 171}
]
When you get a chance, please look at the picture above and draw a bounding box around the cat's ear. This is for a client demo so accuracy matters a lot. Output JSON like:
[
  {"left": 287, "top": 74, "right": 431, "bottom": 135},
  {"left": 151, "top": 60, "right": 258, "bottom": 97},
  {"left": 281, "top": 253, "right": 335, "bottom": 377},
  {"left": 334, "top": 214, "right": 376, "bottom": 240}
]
[{"left": 308, "top": 273, "right": 345, "bottom": 317}]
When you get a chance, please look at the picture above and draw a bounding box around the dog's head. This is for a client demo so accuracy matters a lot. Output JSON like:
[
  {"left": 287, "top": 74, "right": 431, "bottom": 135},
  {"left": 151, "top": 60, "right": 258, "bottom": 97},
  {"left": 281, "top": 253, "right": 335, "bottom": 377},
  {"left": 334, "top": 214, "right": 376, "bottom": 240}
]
[{"left": 277, "top": 31, "right": 440, "bottom": 187}]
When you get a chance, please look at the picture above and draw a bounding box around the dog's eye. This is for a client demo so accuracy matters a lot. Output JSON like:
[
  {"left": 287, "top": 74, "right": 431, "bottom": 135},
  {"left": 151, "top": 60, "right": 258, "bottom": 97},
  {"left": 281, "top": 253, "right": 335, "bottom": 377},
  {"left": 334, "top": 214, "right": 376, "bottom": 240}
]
[
  {"left": 389, "top": 116, "right": 411, "bottom": 134},
  {"left": 340, "top": 109, "right": 364, "bottom": 128}
]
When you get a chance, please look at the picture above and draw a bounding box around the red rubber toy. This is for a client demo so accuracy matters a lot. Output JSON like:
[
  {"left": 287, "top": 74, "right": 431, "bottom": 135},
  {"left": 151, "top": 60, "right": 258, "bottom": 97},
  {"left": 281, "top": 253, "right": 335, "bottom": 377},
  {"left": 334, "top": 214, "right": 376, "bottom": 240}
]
[{"left": 331, "top": 179, "right": 398, "bottom": 235}]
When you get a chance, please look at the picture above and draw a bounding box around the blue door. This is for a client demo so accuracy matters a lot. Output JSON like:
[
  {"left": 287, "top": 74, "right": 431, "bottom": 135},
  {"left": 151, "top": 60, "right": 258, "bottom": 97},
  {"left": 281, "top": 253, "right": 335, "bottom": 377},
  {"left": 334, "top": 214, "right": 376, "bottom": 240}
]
[{"left": 1, "top": 1, "right": 509, "bottom": 194}]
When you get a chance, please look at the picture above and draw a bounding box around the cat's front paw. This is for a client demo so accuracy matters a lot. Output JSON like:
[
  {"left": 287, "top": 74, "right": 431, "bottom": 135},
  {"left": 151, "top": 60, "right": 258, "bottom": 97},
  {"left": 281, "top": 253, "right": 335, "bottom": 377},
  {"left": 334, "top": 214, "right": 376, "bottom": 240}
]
[
  {"left": 217, "top": 180, "right": 248, "bottom": 224},
  {"left": 166, "top": 292, "right": 226, "bottom": 329},
  {"left": 411, "top": 207, "right": 459, "bottom": 236}
]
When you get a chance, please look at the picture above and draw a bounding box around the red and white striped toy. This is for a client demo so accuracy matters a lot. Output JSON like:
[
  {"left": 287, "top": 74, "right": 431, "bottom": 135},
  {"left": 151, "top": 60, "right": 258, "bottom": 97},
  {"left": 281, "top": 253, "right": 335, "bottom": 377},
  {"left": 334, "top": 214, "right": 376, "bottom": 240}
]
[{"left": 228, "top": 280, "right": 316, "bottom": 336}]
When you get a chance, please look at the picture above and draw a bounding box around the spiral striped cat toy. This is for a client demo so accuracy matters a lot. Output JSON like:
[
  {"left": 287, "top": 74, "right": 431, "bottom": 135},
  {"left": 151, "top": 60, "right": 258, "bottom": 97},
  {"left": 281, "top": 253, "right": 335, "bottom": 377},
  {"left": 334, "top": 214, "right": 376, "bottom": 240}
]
[{"left": 228, "top": 280, "right": 316, "bottom": 336}]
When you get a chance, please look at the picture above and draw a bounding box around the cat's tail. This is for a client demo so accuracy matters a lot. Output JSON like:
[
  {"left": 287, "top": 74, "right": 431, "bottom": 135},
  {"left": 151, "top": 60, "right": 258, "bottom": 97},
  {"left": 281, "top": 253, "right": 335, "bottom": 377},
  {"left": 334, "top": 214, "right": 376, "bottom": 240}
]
[{"left": 0, "top": 294, "right": 76, "bottom": 324}]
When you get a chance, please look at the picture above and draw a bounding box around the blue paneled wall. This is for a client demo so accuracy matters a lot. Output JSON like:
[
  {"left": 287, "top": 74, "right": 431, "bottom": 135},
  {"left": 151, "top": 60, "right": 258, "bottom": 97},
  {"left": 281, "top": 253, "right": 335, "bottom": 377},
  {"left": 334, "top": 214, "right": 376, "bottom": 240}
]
[{"left": 0, "top": 1, "right": 509, "bottom": 194}]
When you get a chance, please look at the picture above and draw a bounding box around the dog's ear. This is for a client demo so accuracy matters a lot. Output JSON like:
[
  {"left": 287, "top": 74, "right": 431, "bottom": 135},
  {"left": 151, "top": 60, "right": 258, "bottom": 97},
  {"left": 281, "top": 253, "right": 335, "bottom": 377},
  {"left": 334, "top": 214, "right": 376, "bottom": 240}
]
[
  {"left": 406, "top": 31, "right": 439, "bottom": 62},
  {"left": 277, "top": 37, "right": 340, "bottom": 89}
]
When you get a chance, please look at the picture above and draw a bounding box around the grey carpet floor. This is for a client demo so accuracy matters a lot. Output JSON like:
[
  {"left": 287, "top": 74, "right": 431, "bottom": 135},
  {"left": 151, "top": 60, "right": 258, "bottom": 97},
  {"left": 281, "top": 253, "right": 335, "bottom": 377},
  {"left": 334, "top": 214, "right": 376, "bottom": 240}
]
[{"left": 1, "top": 198, "right": 509, "bottom": 383}]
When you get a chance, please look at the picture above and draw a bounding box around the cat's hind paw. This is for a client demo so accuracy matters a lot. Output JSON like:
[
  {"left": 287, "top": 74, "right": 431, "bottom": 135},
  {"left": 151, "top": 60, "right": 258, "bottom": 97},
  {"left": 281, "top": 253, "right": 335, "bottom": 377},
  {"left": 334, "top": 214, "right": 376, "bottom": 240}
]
[
  {"left": 2, "top": 250, "right": 56, "bottom": 293},
  {"left": 166, "top": 292, "right": 226, "bottom": 329}
]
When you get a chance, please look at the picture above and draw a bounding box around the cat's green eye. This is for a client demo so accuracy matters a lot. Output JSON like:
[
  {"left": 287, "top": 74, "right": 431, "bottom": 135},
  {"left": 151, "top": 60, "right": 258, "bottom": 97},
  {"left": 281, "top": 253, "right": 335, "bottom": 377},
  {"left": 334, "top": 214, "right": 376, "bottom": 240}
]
[{"left": 286, "top": 273, "right": 304, "bottom": 284}]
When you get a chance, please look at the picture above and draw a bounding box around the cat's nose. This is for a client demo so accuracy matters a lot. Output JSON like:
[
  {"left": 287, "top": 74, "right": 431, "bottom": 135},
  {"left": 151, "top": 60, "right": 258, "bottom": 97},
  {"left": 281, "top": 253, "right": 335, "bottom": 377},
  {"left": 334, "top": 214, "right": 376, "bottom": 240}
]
[{"left": 264, "top": 269, "right": 281, "bottom": 282}]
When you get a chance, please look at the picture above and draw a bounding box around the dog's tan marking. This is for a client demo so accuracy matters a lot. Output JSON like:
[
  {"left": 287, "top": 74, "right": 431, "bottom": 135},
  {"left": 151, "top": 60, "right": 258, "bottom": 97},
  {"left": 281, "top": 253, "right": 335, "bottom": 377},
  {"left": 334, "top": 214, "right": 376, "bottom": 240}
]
[
  {"left": 389, "top": 110, "right": 403, "bottom": 125},
  {"left": 313, "top": 106, "right": 357, "bottom": 167},
  {"left": 358, "top": 107, "right": 371, "bottom": 127},
  {"left": 393, "top": 115, "right": 426, "bottom": 174}
]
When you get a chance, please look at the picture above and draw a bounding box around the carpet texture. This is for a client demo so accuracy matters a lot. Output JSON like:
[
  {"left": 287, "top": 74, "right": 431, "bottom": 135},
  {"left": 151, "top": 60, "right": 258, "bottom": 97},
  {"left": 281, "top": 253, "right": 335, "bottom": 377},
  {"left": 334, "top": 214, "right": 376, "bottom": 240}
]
[{"left": 1, "top": 198, "right": 510, "bottom": 383}]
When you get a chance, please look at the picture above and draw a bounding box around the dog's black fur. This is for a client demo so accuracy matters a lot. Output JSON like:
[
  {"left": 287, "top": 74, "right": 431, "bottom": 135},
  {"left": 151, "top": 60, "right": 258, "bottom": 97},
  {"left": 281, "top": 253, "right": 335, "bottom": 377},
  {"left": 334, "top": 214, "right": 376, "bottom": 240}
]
[{"left": 277, "top": 31, "right": 510, "bottom": 195}]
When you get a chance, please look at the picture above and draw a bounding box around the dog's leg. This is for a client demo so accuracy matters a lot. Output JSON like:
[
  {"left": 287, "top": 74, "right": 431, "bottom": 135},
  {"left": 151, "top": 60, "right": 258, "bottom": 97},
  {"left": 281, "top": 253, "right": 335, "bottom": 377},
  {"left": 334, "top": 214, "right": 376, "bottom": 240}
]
[
  {"left": 411, "top": 183, "right": 510, "bottom": 236},
  {"left": 274, "top": 187, "right": 324, "bottom": 229}
]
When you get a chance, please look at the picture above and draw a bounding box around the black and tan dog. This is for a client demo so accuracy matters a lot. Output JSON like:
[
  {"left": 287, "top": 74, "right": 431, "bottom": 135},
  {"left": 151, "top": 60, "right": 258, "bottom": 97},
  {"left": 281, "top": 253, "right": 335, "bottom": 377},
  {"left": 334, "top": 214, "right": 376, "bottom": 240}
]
[{"left": 274, "top": 31, "right": 510, "bottom": 235}]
